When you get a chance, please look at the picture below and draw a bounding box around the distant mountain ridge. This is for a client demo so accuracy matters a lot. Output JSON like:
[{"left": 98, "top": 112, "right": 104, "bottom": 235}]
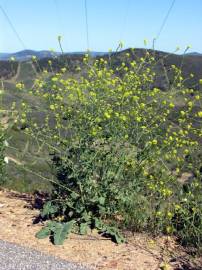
[
  {"left": 1, "top": 49, "right": 202, "bottom": 62},
  {"left": 0, "top": 50, "right": 107, "bottom": 61},
  {"left": 185, "top": 52, "right": 202, "bottom": 56}
]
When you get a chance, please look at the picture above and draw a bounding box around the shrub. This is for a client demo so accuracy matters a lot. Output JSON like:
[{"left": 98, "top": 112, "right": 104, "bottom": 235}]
[{"left": 19, "top": 50, "right": 202, "bottom": 247}]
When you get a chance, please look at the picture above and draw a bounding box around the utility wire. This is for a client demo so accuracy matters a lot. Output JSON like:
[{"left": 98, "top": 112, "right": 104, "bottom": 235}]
[
  {"left": 84, "top": 0, "right": 90, "bottom": 51},
  {"left": 155, "top": 0, "right": 176, "bottom": 41},
  {"left": 0, "top": 4, "right": 26, "bottom": 49}
]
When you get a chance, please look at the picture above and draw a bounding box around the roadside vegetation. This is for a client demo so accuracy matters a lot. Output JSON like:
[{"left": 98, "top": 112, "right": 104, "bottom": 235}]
[
  {"left": 0, "top": 127, "right": 6, "bottom": 184},
  {"left": 1, "top": 45, "right": 202, "bottom": 251}
]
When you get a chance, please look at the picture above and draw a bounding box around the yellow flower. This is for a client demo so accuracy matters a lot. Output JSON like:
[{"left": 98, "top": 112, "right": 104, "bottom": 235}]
[
  {"left": 136, "top": 116, "right": 142, "bottom": 122},
  {"left": 156, "top": 211, "right": 162, "bottom": 217},
  {"left": 152, "top": 139, "right": 157, "bottom": 145},
  {"left": 169, "top": 102, "right": 175, "bottom": 108},
  {"left": 61, "top": 67, "right": 66, "bottom": 73},
  {"left": 32, "top": 55, "right": 37, "bottom": 61},
  {"left": 169, "top": 136, "right": 173, "bottom": 141},
  {"left": 120, "top": 115, "right": 127, "bottom": 121},
  {"left": 104, "top": 112, "right": 111, "bottom": 119},
  {"left": 166, "top": 226, "right": 172, "bottom": 234},
  {"left": 144, "top": 39, "right": 148, "bottom": 46},
  {"left": 50, "top": 104, "right": 55, "bottom": 110},
  {"left": 160, "top": 262, "right": 170, "bottom": 270},
  {"left": 143, "top": 170, "right": 148, "bottom": 176},
  {"left": 175, "top": 204, "right": 181, "bottom": 210},
  {"left": 16, "top": 82, "right": 24, "bottom": 90},
  {"left": 51, "top": 77, "right": 58, "bottom": 82},
  {"left": 197, "top": 111, "right": 202, "bottom": 117},
  {"left": 187, "top": 101, "right": 193, "bottom": 107},
  {"left": 176, "top": 168, "right": 180, "bottom": 174},
  {"left": 167, "top": 212, "right": 173, "bottom": 218},
  {"left": 10, "top": 56, "right": 15, "bottom": 61}
]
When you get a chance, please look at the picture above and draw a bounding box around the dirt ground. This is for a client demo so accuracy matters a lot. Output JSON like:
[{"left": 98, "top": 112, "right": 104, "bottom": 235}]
[{"left": 0, "top": 189, "right": 201, "bottom": 270}]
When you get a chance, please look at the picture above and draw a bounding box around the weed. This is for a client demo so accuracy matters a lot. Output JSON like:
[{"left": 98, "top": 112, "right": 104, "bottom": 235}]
[{"left": 15, "top": 48, "right": 202, "bottom": 248}]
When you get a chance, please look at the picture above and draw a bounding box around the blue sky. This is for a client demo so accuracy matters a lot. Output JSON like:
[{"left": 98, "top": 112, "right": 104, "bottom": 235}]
[{"left": 1, "top": 0, "right": 202, "bottom": 53}]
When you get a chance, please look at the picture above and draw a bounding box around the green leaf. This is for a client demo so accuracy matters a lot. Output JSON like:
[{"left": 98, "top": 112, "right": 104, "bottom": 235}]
[
  {"left": 75, "top": 205, "right": 85, "bottom": 214},
  {"left": 71, "top": 192, "right": 80, "bottom": 200},
  {"left": 113, "top": 232, "right": 125, "bottom": 244},
  {"left": 35, "top": 227, "right": 51, "bottom": 239},
  {"left": 53, "top": 221, "right": 74, "bottom": 245},
  {"left": 47, "top": 221, "right": 58, "bottom": 229},
  {"left": 41, "top": 201, "right": 58, "bottom": 218},
  {"left": 104, "top": 227, "right": 125, "bottom": 244},
  {"left": 82, "top": 211, "right": 91, "bottom": 222},
  {"left": 94, "top": 218, "right": 104, "bottom": 230},
  {"left": 98, "top": 196, "right": 105, "bottom": 205},
  {"left": 98, "top": 205, "right": 106, "bottom": 214},
  {"left": 80, "top": 222, "right": 89, "bottom": 235}
]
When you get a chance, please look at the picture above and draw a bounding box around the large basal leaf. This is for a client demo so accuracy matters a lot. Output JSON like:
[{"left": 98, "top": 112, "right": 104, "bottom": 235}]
[
  {"left": 53, "top": 221, "right": 74, "bottom": 245},
  {"left": 41, "top": 201, "right": 58, "bottom": 218},
  {"left": 104, "top": 227, "right": 125, "bottom": 244},
  {"left": 80, "top": 222, "right": 89, "bottom": 235},
  {"left": 98, "top": 196, "right": 106, "bottom": 205},
  {"left": 35, "top": 227, "right": 51, "bottom": 239}
]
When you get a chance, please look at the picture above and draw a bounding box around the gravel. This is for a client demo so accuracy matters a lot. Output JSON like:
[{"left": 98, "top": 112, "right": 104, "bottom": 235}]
[{"left": 0, "top": 240, "right": 92, "bottom": 270}]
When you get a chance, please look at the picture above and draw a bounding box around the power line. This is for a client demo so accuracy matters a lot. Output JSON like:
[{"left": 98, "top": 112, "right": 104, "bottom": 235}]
[
  {"left": 84, "top": 0, "right": 90, "bottom": 50},
  {"left": 0, "top": 4, "right": 26, "bottom": 49},
  {"left": 155, "top": 0, "right": 176, "bottom": 41}
]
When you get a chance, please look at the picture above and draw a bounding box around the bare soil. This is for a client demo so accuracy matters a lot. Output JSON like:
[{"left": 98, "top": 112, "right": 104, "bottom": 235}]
[{"left": 0, "top": 189, "right": 201, "bottom": 270}]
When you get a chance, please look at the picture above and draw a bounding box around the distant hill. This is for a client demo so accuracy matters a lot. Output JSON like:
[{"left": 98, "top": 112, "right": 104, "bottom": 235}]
[
  {"left": 0, "top": 50, "right": 107, "bottom": 61},
  {"left": 0, "top": 50, "right": 60, "bottom": 61},
  {"left": 185, "top": 52, "right": 202, "bottom": 56},
  {"left": 2, "top": 49, "right": 201, "bottom": 61}
]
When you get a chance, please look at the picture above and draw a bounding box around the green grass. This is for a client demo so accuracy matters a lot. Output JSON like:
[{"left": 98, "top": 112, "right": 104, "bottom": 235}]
[
  {"left": 1, "top": 73, "right": 54, "bottom": 192},
  {"left": 17, "top": 62, "right": 37, "bottom": 88},
  {"left": 3, "top": 124, "right": 53, "bottom": 192}
]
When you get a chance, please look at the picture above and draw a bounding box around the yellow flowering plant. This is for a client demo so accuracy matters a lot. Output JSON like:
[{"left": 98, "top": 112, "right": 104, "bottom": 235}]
[{"left": 17, "top": 49, "right": 202, "bottom": 247}]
